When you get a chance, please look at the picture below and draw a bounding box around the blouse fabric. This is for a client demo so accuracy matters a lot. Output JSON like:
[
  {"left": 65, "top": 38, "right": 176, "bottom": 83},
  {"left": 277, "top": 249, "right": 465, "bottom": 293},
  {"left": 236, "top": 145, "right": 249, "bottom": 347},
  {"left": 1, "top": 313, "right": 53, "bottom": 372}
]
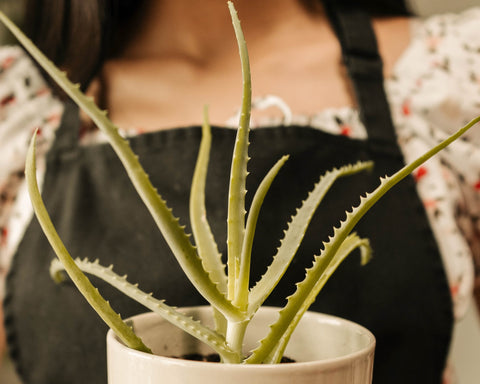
[{"left": 1, "top": 5, "right": 480, "bottom": 331}]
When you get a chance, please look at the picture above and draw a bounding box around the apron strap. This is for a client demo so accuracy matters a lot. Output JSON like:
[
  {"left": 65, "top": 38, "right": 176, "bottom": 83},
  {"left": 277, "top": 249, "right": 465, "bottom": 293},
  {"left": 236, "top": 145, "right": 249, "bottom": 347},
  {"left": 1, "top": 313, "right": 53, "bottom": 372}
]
[{"left": 323, "top": 2, "right": 402, "bottom": 156}]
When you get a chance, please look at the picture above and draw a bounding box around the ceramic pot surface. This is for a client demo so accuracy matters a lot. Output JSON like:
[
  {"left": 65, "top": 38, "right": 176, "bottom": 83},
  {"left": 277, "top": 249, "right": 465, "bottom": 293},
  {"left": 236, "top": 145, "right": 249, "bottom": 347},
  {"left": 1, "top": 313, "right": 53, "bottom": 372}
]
[{"left": 107, "top": 306, "right": 375, "bottom": 384}]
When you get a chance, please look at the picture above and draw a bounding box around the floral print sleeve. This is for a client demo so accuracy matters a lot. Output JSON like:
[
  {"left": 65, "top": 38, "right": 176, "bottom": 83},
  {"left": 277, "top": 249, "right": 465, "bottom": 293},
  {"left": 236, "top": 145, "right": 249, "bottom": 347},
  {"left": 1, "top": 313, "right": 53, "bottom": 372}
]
[
  {"left": 387, "top": 7, "right": 480, "bottom": 319},
  {"left": 0, "top": 46, "right": 63, "bottom": 299}
]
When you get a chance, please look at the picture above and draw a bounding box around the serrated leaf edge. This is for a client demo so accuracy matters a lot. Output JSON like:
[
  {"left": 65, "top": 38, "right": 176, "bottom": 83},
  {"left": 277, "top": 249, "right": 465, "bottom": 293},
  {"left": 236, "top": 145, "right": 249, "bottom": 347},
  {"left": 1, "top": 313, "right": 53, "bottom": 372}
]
[{"left": 50, "top": 258, "right": 241, "bottom": 363}]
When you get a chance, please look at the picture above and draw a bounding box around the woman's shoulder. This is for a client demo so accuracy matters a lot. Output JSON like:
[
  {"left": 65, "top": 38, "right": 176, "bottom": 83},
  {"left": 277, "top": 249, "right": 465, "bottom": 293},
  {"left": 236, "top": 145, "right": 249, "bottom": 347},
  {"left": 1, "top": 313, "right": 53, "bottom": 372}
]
[
  {"left": 0, "top": 44, "right": 63, "bottom": 182},
  {"left": 0, "top": 45, "right": 56, "bottom": 108},
  {"left": 408, "top": 6, "right": 480, "bottom": 66},
  {"left": 0, "top": 45, "right": 63, "bottom": 301},
  {"left": 414, "top": 6, "right": 480, "bottom": 39},
  {"left": 0, "top": 44, "right": 63, "bottom": 126},
  {"left": 394, "top": 7, "right": 480, "bottom": 79},
  {"left": 388, "top": 7, "right": 480, "bottom": 137}
]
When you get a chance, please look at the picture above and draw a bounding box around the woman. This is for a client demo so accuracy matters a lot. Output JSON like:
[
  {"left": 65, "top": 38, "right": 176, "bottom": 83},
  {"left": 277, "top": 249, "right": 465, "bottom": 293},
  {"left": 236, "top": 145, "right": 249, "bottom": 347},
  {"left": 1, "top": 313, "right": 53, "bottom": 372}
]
[{"left": 1, "top": 0, "right": 479, "bottom": 382}]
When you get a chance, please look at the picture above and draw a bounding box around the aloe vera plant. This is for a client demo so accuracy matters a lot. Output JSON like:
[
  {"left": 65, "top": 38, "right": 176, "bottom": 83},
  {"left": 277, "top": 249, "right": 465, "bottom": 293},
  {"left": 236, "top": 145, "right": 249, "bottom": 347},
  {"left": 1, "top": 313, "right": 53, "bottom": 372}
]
[{"left": 1, "top": 2, "right": 478, "bottom": 365}]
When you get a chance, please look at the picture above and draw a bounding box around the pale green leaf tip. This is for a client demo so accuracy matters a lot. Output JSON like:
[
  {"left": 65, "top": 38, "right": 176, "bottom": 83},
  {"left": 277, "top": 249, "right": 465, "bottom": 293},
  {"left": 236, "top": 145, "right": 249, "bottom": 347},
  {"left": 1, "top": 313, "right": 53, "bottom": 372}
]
[{"left": 360, "top": 241, "right": 373, "bottom": 266}]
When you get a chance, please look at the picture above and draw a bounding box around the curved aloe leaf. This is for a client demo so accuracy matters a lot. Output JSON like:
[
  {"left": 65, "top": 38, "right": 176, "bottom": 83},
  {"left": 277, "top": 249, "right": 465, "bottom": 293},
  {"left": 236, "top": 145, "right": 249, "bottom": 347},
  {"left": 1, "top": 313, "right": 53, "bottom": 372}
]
[
  {"left": 226, "top": 1, "right": 252, "bottom": 300},
  {"left": 234, "top": 155, "right": 290, "bottom": 309},
  {"left": 190, "top": 106, "right": 227, "bottom": 292},
  {"left": 225, "top": 155, "right": 290, "bottom": 356},
  {"left": 26, "top": 133, "right": 151, "bottom": 354},
  {"left": 247, "top": 161, "right": 374, "bottom": 315},
  {"left": 50, "top": 258, "right": 241, "bottom": 363},
  {"left": 247, "top": 233, "right": 371, "bottom": 364},
  {"left": 247, "top": 115, "right": 480, "bottom": 363},
  {"left": 190, "top": 106, "right": 228, "bottom": 334},
  {"left": 0, "top": 11, "right": 242, "bottom": 322}
]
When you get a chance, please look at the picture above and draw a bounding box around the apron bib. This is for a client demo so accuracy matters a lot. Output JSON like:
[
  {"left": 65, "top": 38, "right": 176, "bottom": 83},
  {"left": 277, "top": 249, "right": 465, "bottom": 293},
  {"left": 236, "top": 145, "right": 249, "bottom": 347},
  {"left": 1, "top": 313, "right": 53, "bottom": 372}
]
[{"left": 4, "top": 4, "right": 453, "bottom": 384}]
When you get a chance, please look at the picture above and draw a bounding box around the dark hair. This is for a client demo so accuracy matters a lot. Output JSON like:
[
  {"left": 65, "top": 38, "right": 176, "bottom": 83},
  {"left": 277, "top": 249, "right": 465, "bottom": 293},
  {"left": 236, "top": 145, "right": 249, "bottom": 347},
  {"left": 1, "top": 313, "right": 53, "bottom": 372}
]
[
  {"left": 24, "top": 0, "right": 409, "bottom": 89},
  {"left": 24, "top": 0, "right": 147, "bottom": 89}
]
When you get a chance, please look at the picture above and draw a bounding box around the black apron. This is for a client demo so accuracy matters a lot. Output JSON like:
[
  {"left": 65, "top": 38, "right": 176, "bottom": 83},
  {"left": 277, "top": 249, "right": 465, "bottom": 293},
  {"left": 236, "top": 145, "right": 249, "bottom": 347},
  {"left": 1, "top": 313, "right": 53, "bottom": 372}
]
[{"left": 4, "top": 5, "right": 453, "bottom": 384}]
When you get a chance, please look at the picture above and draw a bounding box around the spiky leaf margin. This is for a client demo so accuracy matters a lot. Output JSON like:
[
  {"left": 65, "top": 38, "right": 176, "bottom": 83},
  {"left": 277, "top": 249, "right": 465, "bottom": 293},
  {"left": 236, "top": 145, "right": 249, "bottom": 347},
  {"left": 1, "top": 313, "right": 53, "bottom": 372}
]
[
  {"left": 26, "top": 133, "right": 151, "bottom": 353},
  {"left": 247, "top": 161, "right": 374, "bottom": 315},
  {"left": 50, "top": 258, "right": 241, "bottom": 363},
  {"left": 247, "top": 233, "right": 371, "bottom": 363},
  {"left": 247, "top": 115, "right": 480, "bottom": 363},
  {"left": 190, "top": 107, "right": 228, "bottom": 335},
  {"left": 226, "top": 1, "right": 252, "bottom": 300},
  {"left": 234, "top": 155, "right": 290, "bottom": 309}
]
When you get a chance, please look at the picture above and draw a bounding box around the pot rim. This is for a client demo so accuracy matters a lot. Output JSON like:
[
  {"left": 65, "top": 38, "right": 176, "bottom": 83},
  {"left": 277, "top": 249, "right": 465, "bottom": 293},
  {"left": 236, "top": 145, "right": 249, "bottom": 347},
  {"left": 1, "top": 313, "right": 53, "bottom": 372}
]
[{"left": 107, "top": 306, "right": 376, "bottom": 372}]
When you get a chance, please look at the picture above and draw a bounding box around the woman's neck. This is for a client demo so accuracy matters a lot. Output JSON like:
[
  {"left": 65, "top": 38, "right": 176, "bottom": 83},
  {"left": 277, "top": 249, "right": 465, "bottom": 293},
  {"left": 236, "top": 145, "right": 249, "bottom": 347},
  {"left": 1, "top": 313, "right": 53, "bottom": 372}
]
[
  {"left": 122, "top": 0, "right": 322, "bottom": 63},
  {"left": 94, "top": 1, "right": 410, "bottom": 132}
]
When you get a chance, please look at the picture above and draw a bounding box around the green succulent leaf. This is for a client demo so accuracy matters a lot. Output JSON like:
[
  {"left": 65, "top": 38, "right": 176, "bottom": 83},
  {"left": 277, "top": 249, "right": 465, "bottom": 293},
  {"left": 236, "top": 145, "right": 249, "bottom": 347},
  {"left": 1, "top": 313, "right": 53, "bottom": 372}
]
[
  {"left": 226, "top": 1, "right": 252, "bottom": 301},
  {"left": 247, "top": 114, "right": 480, "bottom": 363},
  {"left": 50, "top": 258, "right": 241, "bottom": 363},
  {"left": 190, "top": 106, "right": 228, "bottom": 334},
  {"left": 246, "top": 233, "right": 371, "bottom": 364},
  {"left": 247, "top": 161, "right": 374, "bottom": 316},
  {"left": 190, "top": 106, "right": 227, "bottom": 292},
  {"left": 26, "top": 133, "right": 151, "bottom": 354},
  {"left": 234, "top": 155, "right": 290, "bottom": 309}
]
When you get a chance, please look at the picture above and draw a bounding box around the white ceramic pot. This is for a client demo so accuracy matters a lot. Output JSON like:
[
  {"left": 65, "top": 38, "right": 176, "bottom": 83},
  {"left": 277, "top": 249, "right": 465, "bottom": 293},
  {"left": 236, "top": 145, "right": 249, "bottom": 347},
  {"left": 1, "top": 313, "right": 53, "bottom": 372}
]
[{"left": 107, "top": 306, "right": 375, "bottom": 384}]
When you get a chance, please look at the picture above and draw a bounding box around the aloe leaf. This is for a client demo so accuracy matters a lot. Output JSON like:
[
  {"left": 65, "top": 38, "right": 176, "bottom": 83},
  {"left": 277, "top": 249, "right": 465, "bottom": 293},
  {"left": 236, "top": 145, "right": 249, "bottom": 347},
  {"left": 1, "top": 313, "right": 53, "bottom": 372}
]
[
  {"left": 190, "top": 106, "right": 228, "bottom": 334},
  {"left": 247, "top": 115, "right": 480, "bottom": 363},
  {"left": 50, "top": 258, "right": 241, "bottom": 363},
  {"left": 0, "top": 11, "right": 243, "bottom": 322},
  {"left": 226, "top": 1, "right": 252, "bottom": 300},
  {"left": 25, "top": 133, "right": 151, "bottom": 354},
  {"left": 247, "top": 233, "right": 371, "bottom": 364},
  {"left": 234, "top": 155, "right": 289, "bottom": 309},
  {"left": 190, "top": 106, "right": 227, "bottom": 291},
  {"left": 247, "top": 161, "right": 374, "bottom": 315},
  {"left": 224, "top": 155, "right": 290, "bottom": 358}
]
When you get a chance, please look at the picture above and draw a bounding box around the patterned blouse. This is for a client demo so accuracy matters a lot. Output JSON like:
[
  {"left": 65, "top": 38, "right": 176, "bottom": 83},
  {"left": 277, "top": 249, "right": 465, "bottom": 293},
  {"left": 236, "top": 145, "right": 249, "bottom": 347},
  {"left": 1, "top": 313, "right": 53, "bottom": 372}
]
[{"left": 1, "top": 7, "right": 480, "bottom": 336}]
